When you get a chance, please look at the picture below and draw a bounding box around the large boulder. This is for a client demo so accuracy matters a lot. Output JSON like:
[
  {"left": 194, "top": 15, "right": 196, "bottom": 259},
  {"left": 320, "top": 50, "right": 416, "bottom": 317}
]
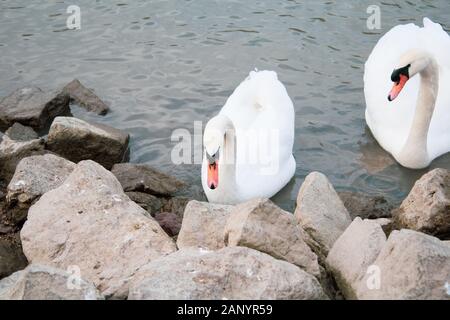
[
  {"left": 129, "top": 247, "right": 327, "bottom": 300},
  {"left": 393, "top": 169, "right": 450, "bottom": 238},
  {"left": 356, "top": 229, "right": 450, "bottom": 300},
  {"left": 177, "top": 200, "right": 233, "bottom": 250},
  {"left": 338, "top": 191, "right": 393, "bottom": 220},
  {"left": 111, "top": 163, "right": 185, "bottom": 196},
  {"left": 62, "top": 79, "right": 109, "bottom": 115},
  {"left": 20, "top": 160, "right": 177, "bottom": 299},
  {"left": 6, "top": 154, "right": 75, "bottom": 223},
  {"left": 125, "top": 192, "right": 162, "bottom": 216},
  {"left": 325, "top": 217, "right": 386, "bottom": 299},
  {"left": 223, "top": 198, "right": 320, "bottom": 277},
  {"left": 0, "top": 238, "right": 28, "bottom": 279},
  {"left": 4, "top": 123, "right": 38, "bottom": 141},
  {"left": 0, "top": 87, "right": 70, "bottom": 131},
  {"left": 294, "top": 172, "right": 352, "bottom": 262},
  {"left": 0, "top": 134, "right": 45, "bottom": 183},
  {"left": 0, "top": 264, "right": 103, "bottom": 300},
  {"left": 46, "top": 117, "right": 129, "bottom": 170}
]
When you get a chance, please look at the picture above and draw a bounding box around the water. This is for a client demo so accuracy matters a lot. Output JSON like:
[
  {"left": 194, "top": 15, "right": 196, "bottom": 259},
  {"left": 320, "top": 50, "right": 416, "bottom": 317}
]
[{"left": 1, "top": 0, "right": 449, "bottom": 211}]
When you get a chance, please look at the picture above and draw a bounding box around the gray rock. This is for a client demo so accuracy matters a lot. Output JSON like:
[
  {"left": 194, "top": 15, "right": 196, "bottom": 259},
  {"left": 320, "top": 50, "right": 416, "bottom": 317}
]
[
  {"left": 177, "top": 200, "right": 233, "bottom": 250},
  {"left": 111, "top": 163, "right": 185, "bottom": 196},
  {"left": 0, "top": 238, "right": 28, "bottom": 279},
  {"left": 0, "top": 87, "right": 70, "bottom": 131},
  {"left": 161, "top": 196, "right": 191, "bottom": 217},
  {"left": 326, "top": 218, "right": 386, "bottom": 299},
  {"left": 357, "top": 229, "right": 450, "bottom": 300},
  {"left": 338, "top": 191, "right": 393, "bottom": 220},
  {"left": 5, "top": 123, "right": 38, "bottom": 141},
  {"left": 0, "top": 264, "right": 103, "bottom": 300},
  {"left": 6, "top": 154, "right": 75, "bottom": 223},
  {"left": 154, "top": 212, "right": 182, "bottom": 237},
  {"left": 294, "top": 172, "right": 352, "bottom": 262},
  {"left": 393, "top": 168, "right": 450, "bottom": 238},
  {"left": 125, "top": 192, "right": 162, "bottom": 216},
  {"left": 0, "top": 135, "right": 45, "bottom": 183},
  {"left": 371, "top": 218, "right": 393, "bottom": 236},
  {"left": 20, "top": 160, "right": 176, "bottom": 299},
  {"left": 129, "top": 247, "right": 327, "bottom": 300},
  {"left": 62, "top": 79, "right": 109, "bottom": 115},
  {"left": 46, "top": 117, "right": 129, "bottom": 170},
  {"left": 224, "top": 198, "right": 320, "bottom": 277}
]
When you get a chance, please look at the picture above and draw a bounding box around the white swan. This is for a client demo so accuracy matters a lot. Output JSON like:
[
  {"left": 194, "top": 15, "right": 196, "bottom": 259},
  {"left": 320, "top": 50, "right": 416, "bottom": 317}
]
[
  {"left": 201, "top": 70, "right": 296, "bottom": 204},
  {"left": 364, "top": 18, "right": 450, "bottom": 169}
]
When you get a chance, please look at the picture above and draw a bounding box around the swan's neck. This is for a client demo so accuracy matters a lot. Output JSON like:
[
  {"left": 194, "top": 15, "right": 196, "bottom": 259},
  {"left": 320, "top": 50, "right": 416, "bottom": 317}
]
[
  {"left": 218, "top": 126, "right": 238, "bottom": 203},
  {"left": 398, "top": 60, "right": 439, "bottom": 168}
]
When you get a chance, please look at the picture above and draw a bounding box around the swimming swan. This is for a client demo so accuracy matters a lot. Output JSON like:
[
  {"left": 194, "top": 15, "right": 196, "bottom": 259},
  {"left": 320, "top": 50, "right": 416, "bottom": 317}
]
[
  {"left": 201, "top": 70, "right": 296, "bottom": 204},
  {"left": 364, "top": 18, "right": 450, "bottom": 169}
]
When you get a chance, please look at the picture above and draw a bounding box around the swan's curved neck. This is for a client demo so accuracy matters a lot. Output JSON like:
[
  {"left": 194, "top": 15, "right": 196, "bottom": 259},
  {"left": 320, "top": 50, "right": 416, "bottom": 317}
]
[{"left": 398, "top": 58, "right": 439, "bottom": 168}]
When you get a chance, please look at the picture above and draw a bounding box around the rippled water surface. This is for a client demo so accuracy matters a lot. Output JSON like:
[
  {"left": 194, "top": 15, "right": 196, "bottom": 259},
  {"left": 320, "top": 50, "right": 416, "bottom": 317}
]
[{"left": 1, "top": 0, "right": 450, "bottom": 210}]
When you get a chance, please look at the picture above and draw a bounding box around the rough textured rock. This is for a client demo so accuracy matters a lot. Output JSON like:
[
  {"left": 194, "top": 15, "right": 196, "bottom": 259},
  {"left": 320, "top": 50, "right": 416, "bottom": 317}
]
[
  {"left": 294, "top": 172, "right": 352, "bottom": 262},
  {"left": 0, "top": 87, "right": 70, "bottom": 131},
  {"left": 46, "top": 117, "right": 129, "bottom": 170},
  {"left": 393, "top": 169, "right": 450, "bottom": 238},
  {"left": 357, "top": 229, "right": 450, "bottom": 300},
  {"left": 0, "top": 134, "right": 45, "bottom": 183},
  {"left": 20, "top": 160, "right": 176, "bottom": 299},
  {"left": 125, "top": 192, "right": 162, "bottom": 216},
  {"left": 223, "top": 198, "right": 320, "bottom": 277},
  {"left": 0, "top": 239, "right": 28, "bottom": 279},
  {"left": 0, "top": 264, "right": 103, "bottom": 300},
  {"left": 5, "top": 123, "right": 38, "bottom": 141},
  {"left": 154, "top": 212, "right": 182, "bottom": 237},
  {"left": 338, "top": 191, "right": 393, "bottom": 220},
  {"left": 161, "top": 196, "right": 191, "bottom": 217},
  {"left": 326, "top": 217, "right": 386, "bottom": 299},
  {"left": 111, "top": 163, "right": 185, "bottom": 196},
  {"left": 6, "top": 154, "right": 75, "bottom": 223},
  {"left": 62, "top": 79, "right": 109, "bottom": 115},
  {"left": 372, "top": 218, "right": 393, "bottom": 236},
  {"left": 129, "top": 247, "right": 327, "bottom": 300},
  {"left": 177, "top": 200, "right": 233, "bottom": 250}
]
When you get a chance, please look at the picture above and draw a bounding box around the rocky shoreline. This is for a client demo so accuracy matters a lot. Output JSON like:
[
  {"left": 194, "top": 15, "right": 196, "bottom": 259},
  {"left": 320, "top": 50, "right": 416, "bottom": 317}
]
[{"left": 0, "top": 82, "right": 449, "bottom": 300}]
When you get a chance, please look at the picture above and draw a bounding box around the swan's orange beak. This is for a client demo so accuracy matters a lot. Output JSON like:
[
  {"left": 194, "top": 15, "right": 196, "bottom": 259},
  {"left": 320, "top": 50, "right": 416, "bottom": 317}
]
[
  {"left": 207, "top": 161, "right": 219, "bottom": 190},
  {"left": 388, "top": 74, "right": 409, "bottom": 101}
]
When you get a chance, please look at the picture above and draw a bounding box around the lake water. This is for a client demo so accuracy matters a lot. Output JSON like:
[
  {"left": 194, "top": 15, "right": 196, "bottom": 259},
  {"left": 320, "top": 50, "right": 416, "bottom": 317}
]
[{"left": 1, "top": 0, "right": 449, "bottom": 211}]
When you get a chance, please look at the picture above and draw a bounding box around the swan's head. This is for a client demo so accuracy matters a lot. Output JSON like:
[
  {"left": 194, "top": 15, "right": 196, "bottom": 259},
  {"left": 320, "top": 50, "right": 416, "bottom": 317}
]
[
  {"left": 388, "top": 49, "right": 433, "bottom": 101},
  {"left": 203, "top": 115, "right": 234, "bottom": 190}
]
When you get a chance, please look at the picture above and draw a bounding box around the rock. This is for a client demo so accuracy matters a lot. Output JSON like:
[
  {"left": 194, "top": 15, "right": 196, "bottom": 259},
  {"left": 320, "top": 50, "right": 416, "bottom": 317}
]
[
  {"left": 0, "top": 238, "right": 28, "bottom": 279},
  {"left": 357, "top": 229, "right": 450, "bottom": 300},
  {"left": 371, "top": 218, "right": 393, "bottom": 236},
  {"left": 177, "top": 200, "right": 233, "bottom": 250},
  {"left": 0, "top": 87, "right": 70, "bottom": 131},
  {"left": 325, "top": 217, "right": 386, "bottom": 299},
  {"left": 393, "top": 169, "right": 450, "bottom": 238},
  {"left": 125, "top": 192, "right": 162, "bottom": 216},
  {"left": 0, "top": 135, "right": 45, "bottom": 183},
  {"left": 111, "top": 163, "right": 185, "bottom": 196},
  {"left": 338, "top": 191, "right": 393, "bottom": 220},
  {"left": 294, "top": 172, "right": 352, "bottom": 262},
  {"left": 6, "top": 154, "right": 75, "bottom": 223},
  {"left": 223, "top": 198, "right": 320, "bottom": 277},
  {"left": 5, "top": 123, "right": 38, "bottom": 141},
  {"left": 129, "top": 247, "right": 327, "bottom": 300},
  {"left": 161, "top": 196, "right": 191, "bottom": 217},
  {"left": 62, "top": 79, "right": 109, "bottom": 115},
  {"left": 0, "top": 264, "right": 103, "bottom": 300},
  {"left": 20, "top": 160, "right": 176, "bottom": 299},
  {"left": 46, "top": 117, "right": 130, "bottom": 170},
  {"left": 154, "top": 212, "right": 182, "bottom": 237}
]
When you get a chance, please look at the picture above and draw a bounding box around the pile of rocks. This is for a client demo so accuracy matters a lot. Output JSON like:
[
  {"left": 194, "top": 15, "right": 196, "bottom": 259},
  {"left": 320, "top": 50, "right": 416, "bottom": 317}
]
[{"left": 0, "top": 82, "right": 449, "bottom": 300}]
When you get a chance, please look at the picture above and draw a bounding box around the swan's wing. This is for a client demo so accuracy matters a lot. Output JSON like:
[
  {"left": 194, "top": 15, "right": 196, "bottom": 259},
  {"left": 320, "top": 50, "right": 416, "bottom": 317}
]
[
  {"left": 364, "top": 23, "right": 421, "bottom": 155},
  {"left": 421, "top": 18, "right": 450, "bottom": 159}
]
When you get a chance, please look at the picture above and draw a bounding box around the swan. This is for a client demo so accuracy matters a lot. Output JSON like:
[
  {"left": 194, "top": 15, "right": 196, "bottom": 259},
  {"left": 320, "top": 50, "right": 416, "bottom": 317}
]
[
  {"left": 201, "top": 70, "right": 296, "bottom": 204},
  {"left": 364, "top": 18, "right": 450, "bottom": 169}
]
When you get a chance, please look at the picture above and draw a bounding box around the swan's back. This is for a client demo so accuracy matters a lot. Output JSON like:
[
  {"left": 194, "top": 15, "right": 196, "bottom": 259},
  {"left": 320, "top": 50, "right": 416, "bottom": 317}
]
[
  {"left": 364, "top": 18, "right": 450, "bottom": 159},
  {"left": 220, "top": 70, "right": 296, "bottom": 199}
]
